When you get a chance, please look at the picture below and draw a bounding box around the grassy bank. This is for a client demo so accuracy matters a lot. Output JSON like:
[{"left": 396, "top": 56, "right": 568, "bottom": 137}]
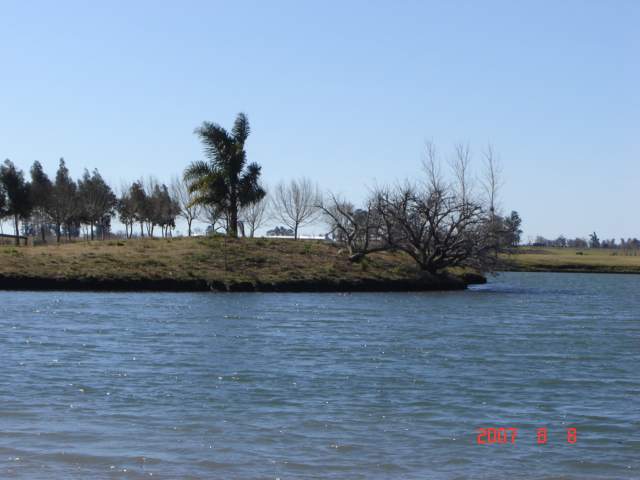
[
  {"left": 0, "top": 236, "right": 484, "bottom": 292},
  {"left": 502, "top": 247, "right": 640, "bottom": 274}
]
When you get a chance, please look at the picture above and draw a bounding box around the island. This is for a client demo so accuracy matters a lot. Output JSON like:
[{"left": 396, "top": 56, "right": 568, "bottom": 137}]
[{"left": 0, "top": 236, "right": 486, "bottom": 292}]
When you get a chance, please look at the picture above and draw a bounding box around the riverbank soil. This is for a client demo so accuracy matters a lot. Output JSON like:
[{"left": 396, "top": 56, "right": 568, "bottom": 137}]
[
  {"left": 0, "top": 236, "right": 483, "bottom": 292},
  {"left": 502, "top": 247, "right": 640, "bottom": 273}
]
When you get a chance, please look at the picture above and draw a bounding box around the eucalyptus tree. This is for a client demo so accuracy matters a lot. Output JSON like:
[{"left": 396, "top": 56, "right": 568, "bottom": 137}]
[
  {"left": 0, "top": 159, "right": 32, "bottom": 243},
  {"left": 46, "top": 159, "right": 80, "bottom": 243},
  {"left": 29, "top": 161, "right": 53, "bottom": 242},
  {"left": 184, "top": 113, "right": 265, "bottom": 236},
  {"left": 116, "top": 182, "right": 137, "bottom": 238},
  {"left": 0, "top": 181, "right": 7, "bottom": 232},
  {"left": 77, "top": 168, "right": 117, "bottom": 240},
  {"left": 149, "top": 182, "right": 179, "bottom": 237},
  {"left": 130, "top": 181, "right": 149, "bottom": 237}
]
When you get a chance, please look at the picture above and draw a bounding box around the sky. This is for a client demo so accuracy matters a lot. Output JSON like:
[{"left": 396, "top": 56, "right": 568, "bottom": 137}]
[{"left": 1, "top": 0, "right": 638, "bottom": 241}]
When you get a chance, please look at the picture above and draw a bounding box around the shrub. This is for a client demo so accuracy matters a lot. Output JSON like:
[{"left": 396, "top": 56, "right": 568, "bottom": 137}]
[{"left": 359, "top": 258, "right": 369, "bottom": 272}]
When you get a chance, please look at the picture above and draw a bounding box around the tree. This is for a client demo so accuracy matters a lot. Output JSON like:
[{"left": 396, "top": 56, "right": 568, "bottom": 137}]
[
  {"left": 271, "top": 177, "right": 321, "bottom": 239},
  {"left": 184, "top": 112, "right": 265, "bottom": 235},
  {"left": 45, "top": 159, "right": 80, "bottom": 243},
  {"left": 367, "top": 142, "right": 510, "bottom": 274},
  {"left": 503, "top": 211, "right": 523, "bottom": 247},
  {"left": 481, "top": 143, "right": 503, "bottom": 215},
  {"left": 266, "top": 226, "right": 294, "bottom": 236},
  {"left": 0, "top": 181, "right": 7, "bottom": 231},
  {"left": 148, "top": 182, "right": 179, "bottom": 237},
  {"left": 29, "top": 161, "right": 53, "bottom": 243},
  {"left": 318, "top": 192, "right": 391, "bottom": 261},
  {"left": 239, "top": 188, "right": 270, "bottom": 237},
  {"left": 589, "top": 231, "right": 601, "bottom": 249},
  {"left": 77, "top": 168, "right": 117, "bottom": 240},
  {"left": 130, "top": 181, "right": 149, "bottom": 237},
  {"left": 554, "top": 235, "right": 567, "bottom": 248},
  {"left": 171, "top": 174, "right": 201, "bottom": 236},
  {"left": 0, "top": 159, "right": 33, "bottom": 243},
  {"left": 568, "top": 237, "right": 588, "bottom": 249},
  {"left": 198, "top": 203, "right": 225, "bottom": 234},
  {"left": 116, "top": 182, "right": 137, "bottom": 238}
]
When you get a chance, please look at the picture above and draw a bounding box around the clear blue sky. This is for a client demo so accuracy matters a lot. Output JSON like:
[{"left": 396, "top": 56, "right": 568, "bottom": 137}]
[{"left": 1, "top": 0, "right": 638, "bottom": 241}]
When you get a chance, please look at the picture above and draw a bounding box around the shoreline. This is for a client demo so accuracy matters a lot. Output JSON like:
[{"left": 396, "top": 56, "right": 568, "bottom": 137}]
[{"left": 0, "top": 273, "right": 485, "bottom": 293}]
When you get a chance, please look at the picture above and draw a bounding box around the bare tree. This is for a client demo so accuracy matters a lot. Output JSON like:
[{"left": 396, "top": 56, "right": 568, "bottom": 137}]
[
  {"left": 271, "top": 177, "right": 321, "bottom": 239},
  {"left": 481, "top": 143, "right": 504, "bottom": 216},
  {"left": 198, "top": 203, "right": 225, "bottom": 234},
  {"left": 170, "top": 175, "right": 201, "bottom": 236},
  {"left": 240, "top": 188, "right": 270, "bottom": 237},
  {"left": 375, "top": 179, "right": 502, "bottom": 273},
  {"left": 318, "top": 191, "right": 392, "bottom": 261},
  {"left": 368, "top": 141, "right": 511, "bottom": 274},
  {"left": 449, "top": 141, "right": 475, "bottom": 207}
]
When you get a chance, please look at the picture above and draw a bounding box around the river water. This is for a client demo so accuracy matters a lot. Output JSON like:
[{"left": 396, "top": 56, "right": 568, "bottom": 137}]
[{"left": 0, "top": 272, "right": 638, "bottom": 479}]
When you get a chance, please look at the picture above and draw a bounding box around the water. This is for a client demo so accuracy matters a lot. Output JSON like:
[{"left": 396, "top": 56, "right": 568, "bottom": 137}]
[{"left": 0, "top": 272, "right": 638, "bottom": 479}]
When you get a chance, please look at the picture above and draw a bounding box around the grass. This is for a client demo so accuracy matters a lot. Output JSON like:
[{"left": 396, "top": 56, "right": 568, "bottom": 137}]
[
  {"left": 502, "top": 247, "right": 640, "bottom": 273},
  {"left": 0, "top": 236, "right": 465, "bottom": 291}
]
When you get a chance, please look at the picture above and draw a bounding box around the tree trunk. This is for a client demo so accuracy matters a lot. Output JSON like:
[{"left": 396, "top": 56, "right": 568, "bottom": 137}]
[{"left": 14, "top": 215, "right": 20, "bottom": 246}]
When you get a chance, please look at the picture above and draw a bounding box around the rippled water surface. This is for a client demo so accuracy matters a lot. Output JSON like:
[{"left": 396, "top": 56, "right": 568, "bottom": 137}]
[{"left": 1, "top": 273, "right": 638, "bottom": 479}]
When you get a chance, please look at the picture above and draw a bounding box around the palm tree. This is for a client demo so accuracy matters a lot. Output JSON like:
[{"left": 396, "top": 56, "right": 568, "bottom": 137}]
[{"left": 184, "top": 113, "right": 265, "bottom": 235}]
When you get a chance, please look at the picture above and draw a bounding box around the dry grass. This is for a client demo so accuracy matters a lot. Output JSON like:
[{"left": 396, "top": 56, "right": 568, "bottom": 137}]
[{"left": 0, "top": 236, "right": 423, "bottom": 287}]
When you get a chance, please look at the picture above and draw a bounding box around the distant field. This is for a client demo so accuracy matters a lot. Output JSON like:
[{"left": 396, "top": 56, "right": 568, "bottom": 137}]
[{"left": 503, "top": 247, "right": 640, "bottom": 273}]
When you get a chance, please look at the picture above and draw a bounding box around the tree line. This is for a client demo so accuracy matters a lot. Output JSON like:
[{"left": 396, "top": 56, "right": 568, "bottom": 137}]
[
  {"left": 2, "top": 111, "right": 525, "bottom": 274},
  {"left": 529, "top": 232, "right": 640, "bottom": 252},
  {"left": 0, "top": 158, "right": 193, "bottom": 244}
]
